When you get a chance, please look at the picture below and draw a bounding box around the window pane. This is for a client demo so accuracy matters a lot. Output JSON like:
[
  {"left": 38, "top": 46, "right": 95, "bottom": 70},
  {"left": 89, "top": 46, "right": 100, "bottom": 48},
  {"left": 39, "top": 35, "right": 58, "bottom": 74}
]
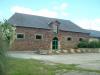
[
  {"left": 36, "top": 35, "right": 42, "bottom": 39},
  {"left": 79, "top": 38, "right": 83, "bottom": 41},
  {"left": 17, "top": 34, "right": 24, "bottom": 39},
  {"left": 67, "top": 37, "right": 71, "bottom": 41}
]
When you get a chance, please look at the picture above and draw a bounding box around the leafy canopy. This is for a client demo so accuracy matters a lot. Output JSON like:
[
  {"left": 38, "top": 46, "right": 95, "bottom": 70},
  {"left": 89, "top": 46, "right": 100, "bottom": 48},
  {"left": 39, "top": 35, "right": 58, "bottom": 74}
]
[{"left": 0, "top": 20, "right": 16, "bottom": 45}]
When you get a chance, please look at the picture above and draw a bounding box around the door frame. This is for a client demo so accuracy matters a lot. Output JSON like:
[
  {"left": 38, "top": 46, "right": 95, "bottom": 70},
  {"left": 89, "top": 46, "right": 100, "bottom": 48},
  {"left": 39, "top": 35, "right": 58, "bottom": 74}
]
[{"left": 51, "top": 37, "right": 60, "bottom": 50}]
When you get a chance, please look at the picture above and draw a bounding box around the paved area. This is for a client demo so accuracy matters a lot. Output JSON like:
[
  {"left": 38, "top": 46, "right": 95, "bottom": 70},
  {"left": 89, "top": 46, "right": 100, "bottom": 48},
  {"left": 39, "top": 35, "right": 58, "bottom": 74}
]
[
  {"left": 56, "top": 71, "right": 100, "bottom": 75},
  {"left": 8, "top": 51, "right": 100, "bottom": 75}
]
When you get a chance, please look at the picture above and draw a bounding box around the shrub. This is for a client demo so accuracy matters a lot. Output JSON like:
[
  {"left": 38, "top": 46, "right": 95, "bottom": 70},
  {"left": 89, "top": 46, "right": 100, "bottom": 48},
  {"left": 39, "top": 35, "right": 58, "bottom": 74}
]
[
  {"left": 77, "top": 41, "right": 89, "bottom": 48},
  {"left": 89, "top": 41, "right": 98, "bottom": 48},
  {"left": 77, "top": 40, "right": 100, "bottom": 48}
]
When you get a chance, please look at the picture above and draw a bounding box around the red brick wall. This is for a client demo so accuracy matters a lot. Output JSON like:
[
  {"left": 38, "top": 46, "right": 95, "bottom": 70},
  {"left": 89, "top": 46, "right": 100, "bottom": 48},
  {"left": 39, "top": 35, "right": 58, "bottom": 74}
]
[
  {"left": 59, "top": 31, "right": 89, "bottom": 49},
  {"left": 11, "top": 27, "right": 53, "bottom": 51},
  {"left": 10, "top": 26, "right": 89, "bottom": 51}
]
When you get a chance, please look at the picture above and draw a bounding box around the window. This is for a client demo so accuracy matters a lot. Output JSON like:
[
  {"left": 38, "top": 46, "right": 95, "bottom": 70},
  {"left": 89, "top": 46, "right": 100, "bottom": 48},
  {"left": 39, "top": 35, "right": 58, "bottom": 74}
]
[
  {"left": 79, "top": 38, "right": 83, "bottom": 41},
  {"left": 17, "top": 33, "right": 25, "bottom": 39},
  {"left": 53, "top": 24, "right": 58, "bottom": 34},
  {"left": 35, "top": 34, "right": 43, "bottom": 40},
  {"left": 50, "top": 20, "right": 60, "bottom": 34},
  {"left": 67, "top": 37, "right": 72, "bottom": 41}
]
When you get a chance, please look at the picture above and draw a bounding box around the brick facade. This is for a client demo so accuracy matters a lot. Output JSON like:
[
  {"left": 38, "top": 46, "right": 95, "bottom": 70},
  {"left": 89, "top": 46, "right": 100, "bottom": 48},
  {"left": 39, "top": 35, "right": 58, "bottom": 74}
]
[{"left": 11, "top": 26, "right": 89, "bottom": 51}]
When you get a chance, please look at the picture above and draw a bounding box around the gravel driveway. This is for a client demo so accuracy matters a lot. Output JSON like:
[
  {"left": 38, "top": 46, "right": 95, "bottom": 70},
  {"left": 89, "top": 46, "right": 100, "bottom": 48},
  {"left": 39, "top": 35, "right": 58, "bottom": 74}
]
[
  {"left": 8, "top": 51, "right": 100, "bottom": 75},
  {"left": 8, "top": 51, "right": 100, "bottom": 70}
]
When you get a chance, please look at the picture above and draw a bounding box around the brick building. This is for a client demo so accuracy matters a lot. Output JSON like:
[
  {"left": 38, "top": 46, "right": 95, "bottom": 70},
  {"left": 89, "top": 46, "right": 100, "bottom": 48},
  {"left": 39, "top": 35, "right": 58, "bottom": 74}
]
[{"left": 8, "top": 13, "right": 89, "bottom": 51}]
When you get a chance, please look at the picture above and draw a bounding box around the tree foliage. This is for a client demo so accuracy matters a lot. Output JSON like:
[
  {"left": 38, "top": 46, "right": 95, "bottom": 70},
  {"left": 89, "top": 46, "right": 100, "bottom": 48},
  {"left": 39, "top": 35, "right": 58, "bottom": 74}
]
[
  {"left": 77, "top": 41, "right": 89, "bottom": 48},
  {"left": 0, "top": 20, "right": 16, "bottom": 75},
  {"left": 77, "top": 40, "right": 100, "bottom": 48}
]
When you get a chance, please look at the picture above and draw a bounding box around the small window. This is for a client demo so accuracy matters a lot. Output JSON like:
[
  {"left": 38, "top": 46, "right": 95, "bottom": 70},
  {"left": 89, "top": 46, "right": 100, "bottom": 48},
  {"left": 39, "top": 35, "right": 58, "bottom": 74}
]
[
  {"left": 53, "top": 24, "right": 58, "bottom": 34},
  {"left": 67, "top": 37, "right": 72, "bottom": 41},
  {"left": 35, "top": 34, "right": 43, "bottom": 40},
  {"left": 79, "top": 38, "right": 83, "bottom": 41},
  {"left": 17, "top": 33, "right": 25, "bottom": 39}
]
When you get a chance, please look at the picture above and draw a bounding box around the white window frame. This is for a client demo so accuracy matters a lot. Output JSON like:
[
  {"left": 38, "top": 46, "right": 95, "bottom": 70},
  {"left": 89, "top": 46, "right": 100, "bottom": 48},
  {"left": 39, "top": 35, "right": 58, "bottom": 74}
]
[
  {"left": 16, "top": 33, "right": 25, "bottom": 39},
  {"left": 35, "top": 34, "right": 43, "bottom": 40}
]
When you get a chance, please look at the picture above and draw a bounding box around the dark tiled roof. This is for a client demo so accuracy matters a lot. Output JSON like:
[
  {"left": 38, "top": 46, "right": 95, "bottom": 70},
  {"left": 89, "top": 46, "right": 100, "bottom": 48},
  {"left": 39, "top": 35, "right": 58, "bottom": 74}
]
[
  {"left": 87, "top": 30, "right": 100, "bottom": 38},
  {"left": 8, "top": 13, "right": 88, "bottom": 33}
]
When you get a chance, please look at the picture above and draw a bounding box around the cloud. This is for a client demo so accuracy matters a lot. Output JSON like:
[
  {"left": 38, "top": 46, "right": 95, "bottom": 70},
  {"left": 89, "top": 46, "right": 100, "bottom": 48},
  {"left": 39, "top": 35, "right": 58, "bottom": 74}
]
[
  {"left": 11, "top": 6, "right": 34, "bottom": 15},
  {"left": 60, "top": 3, "right": 68, "bottom": 10},
  {"left": 74, "top": 19, "right": 100, "bottom": 31},
  {"left": 11, "top": 6, "right": 58, "bottom": 18},
  {"left": 53, "top": 3, "right": 68, "bottom": 11},
  {"left": 0, "top": 11, "right": 3, "bottom": 17},
  {"left": 11, "top": 5, "right": 69, "bottom": 18},
  {"left": 0, "top": 11, "right": 4, "bottom": 21},
  {"left": 52, "top": 2, "right": 69, "bottom": 18},
  {"left": 94, "top": 19, "right": 100, "bottom": 25},
  {"left": 32, "top": 9, "right": 58, "bottom": 18}
]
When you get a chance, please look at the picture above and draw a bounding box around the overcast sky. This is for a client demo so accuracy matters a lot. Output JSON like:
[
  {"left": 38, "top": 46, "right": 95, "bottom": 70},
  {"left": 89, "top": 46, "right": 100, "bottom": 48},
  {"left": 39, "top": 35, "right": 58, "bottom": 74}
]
[{"left": 0, "top": 0, "right": 100, "bottom": 31}]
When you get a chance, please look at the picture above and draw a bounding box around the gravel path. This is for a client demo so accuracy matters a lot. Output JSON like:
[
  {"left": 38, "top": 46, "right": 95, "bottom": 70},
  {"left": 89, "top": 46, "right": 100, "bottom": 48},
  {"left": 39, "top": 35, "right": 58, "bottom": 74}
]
[{"left": 8, "top": 51, "right": 100, "bottom": 75}]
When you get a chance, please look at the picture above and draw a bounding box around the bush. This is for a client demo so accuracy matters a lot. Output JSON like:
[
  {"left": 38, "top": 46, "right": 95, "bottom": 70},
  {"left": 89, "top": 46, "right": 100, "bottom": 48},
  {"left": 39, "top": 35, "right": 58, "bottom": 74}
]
[
  {"left": 77, "top": 41, "right": 89, "bottom": 48},
  {"left": 0, "top": 20, "right": 16, "bottom": 75},
  {"left": 77, "top": 40, "right": 100, "bottom": 48}
]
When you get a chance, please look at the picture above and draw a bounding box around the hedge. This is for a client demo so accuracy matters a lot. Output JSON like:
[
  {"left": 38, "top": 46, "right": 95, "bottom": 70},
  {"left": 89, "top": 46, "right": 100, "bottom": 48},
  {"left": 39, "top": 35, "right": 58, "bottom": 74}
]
[{"left": 77, "top": 40, "right": 100, "bottom": 48}]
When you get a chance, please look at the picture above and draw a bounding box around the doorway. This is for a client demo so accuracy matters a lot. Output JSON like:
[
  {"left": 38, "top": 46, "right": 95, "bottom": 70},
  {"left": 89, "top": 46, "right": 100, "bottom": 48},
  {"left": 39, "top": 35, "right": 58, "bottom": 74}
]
[{"left": 52, "top": 37, "right": 58, "bottom": 50}]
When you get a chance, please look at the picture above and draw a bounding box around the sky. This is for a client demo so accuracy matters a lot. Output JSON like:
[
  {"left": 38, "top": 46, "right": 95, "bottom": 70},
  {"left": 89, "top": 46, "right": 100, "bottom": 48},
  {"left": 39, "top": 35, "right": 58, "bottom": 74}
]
[{"left": 0, "top": 0, "right": 100, "bottom": 31}]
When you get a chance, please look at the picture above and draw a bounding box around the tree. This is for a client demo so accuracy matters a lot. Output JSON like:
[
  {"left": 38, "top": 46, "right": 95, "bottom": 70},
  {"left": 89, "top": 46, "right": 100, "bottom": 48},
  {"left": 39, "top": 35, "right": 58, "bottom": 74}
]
[{"left": 0, "top": 20, "right": 16, "bottom": 75}]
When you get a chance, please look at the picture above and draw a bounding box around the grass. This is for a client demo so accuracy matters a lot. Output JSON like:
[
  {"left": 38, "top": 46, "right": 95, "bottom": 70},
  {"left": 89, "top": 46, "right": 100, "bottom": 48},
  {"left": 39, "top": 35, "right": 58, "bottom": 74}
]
[{"left": 7, "top": 57, "right": 100, "bottom": 75}]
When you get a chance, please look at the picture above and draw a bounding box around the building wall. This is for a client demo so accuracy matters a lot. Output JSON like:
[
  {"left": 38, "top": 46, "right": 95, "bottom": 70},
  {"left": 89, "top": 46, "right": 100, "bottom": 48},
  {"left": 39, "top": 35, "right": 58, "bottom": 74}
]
[
  {"left": 11, "top": 26, "right": 89, "bottom": 51},
  {"left": 59, "top": 31, "right": 89, "bottom": 49}
]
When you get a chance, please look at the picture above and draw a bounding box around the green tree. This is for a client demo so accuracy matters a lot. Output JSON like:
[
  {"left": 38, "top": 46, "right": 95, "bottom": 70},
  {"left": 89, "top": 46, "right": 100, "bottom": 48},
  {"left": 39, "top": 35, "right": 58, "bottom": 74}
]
[{"left": 0, "top": 20, "right": 16, "bottom": 75}]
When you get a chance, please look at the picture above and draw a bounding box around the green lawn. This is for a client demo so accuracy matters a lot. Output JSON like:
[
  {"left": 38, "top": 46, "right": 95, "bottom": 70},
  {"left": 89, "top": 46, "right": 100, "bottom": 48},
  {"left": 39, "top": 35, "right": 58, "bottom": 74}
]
[{"left": 7, "top": 58, "right": 100, "bottom": 75}]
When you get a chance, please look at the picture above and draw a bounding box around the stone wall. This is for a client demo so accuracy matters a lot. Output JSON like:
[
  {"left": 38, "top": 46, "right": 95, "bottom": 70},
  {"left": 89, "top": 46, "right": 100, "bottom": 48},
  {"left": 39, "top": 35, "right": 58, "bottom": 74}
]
[
  {"left": 59, "top": 31, "right": 89, "bottom": 49},
  {"left": 11, "top": 26, "right": 53, "bottom": 51},
  {"left": 11, "top": 26, "right": 89, "bottom": 51}
]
